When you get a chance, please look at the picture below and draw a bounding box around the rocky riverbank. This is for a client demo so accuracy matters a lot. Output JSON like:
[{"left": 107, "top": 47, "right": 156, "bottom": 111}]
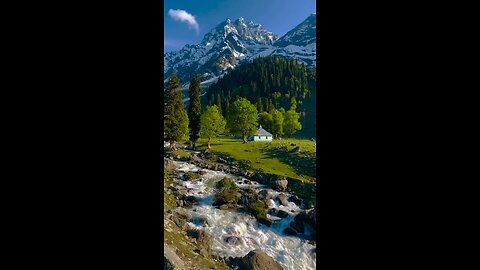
[{"left": 164, "top": 144, "right": 316, "bottom": 270}]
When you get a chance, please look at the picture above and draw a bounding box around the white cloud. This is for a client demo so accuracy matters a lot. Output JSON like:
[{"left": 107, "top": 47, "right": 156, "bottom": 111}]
[{"left": 168, "top": 9, "right": 199, "bottom": 34}]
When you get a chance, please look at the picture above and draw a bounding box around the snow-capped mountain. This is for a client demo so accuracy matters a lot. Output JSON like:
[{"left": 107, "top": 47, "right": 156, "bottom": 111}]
[
  {"left": 164, "top": 14, "right": 316, "bottom": 85},
  {"left": 266, "top": 13, "right": 316, "bottom": 66}
]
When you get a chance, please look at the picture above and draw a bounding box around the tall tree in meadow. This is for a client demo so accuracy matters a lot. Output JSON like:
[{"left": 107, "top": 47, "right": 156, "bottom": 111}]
[
  {"left": 164, "top": 72, "right": 189, "bottom": 150},
  {"left": 200, "top": 105, "right": 226, "bottom": 150},
  {"left": 271, "top": 109, "right": 284, "bottom": 139},
  {"left": 283, "top": 109, "right": 302, "bottom": 138},
  {"left": 227, "top": 97, "right": 258, "bottom": 143},
  {"left": 188, "top": 75, "right": 201, "bottom": 149}
]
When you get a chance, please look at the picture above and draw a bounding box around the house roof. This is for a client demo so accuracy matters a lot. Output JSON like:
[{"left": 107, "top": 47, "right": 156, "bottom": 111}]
[{"left": 255, "top": 125, "right": 273, "bottom": 136}]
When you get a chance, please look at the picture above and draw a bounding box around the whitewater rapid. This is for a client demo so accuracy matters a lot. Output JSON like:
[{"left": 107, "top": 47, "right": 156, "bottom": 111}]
[{"left": 171, "top": 161, "right": 316, "bottom": 270}]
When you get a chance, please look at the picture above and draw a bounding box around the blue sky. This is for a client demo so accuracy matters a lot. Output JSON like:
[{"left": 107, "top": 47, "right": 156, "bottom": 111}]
[{"left": 164, "top": 0, "right": 316, "bottom": 53}]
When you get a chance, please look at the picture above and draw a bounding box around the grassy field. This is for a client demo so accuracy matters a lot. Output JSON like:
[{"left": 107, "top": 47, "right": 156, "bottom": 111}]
[{"left": 195, "top": 136, "right": 316, "bottom": 183}]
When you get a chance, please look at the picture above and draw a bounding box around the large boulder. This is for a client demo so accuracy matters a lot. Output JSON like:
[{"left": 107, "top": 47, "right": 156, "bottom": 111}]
[
  {"left": 258, "top": 190, "right": 272, "bottom": 201},
  {"left": 276, "top": 193, "right": 289, "bottom": 206},
  {"left": 224, "top": 236, "right": 242, "bottom": 246},
  {"left": 257, "top": 217, "right": 273, "bottom": 227},
  {"left": 277, "top": 210, "right": 289, "bottom": 218},
  {"left": 293, "top": 209, "right": 316, "bottom": 229},
  {"left": 272, "top": 178, "right": 288, "bottom": 191},
  {"left": 235, "top": 249, "right": 284, "bottom": 270},
  {"left": 290, "top": 220, "right": 305, "bottom": 233},
  {"left": 169, "top": 209, "right": 189, "bottom": 230},
  {"left": 283, "top": 227, "right": 297, "bottom": 235},
  {"left": 164, "top": 158, "right": 175, "bottom": 173},
  {"left": 186, "top": 228, "right": 212, "bottom": 257},
  {"left": 288, "top": 195, "right": 302, "bottom": 206}
]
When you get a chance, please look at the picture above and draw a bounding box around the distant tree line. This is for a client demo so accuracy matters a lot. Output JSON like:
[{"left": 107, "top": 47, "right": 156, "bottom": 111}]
[
  {"left": 203, "top": 56, "right": 316, "bottom": 138},
  {"left": 164, "top": 57, "right": 311, "bottom": 150}
]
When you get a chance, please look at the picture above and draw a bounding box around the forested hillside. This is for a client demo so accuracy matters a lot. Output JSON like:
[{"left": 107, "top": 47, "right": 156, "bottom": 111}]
[{"left": 203, "top": 56, "right": 316, "bottom": 138}]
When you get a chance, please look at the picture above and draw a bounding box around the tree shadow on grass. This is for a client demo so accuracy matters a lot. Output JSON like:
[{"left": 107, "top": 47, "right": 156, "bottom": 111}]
[{"left": 263, "top": 147, "right": 316, "bottom": 179}]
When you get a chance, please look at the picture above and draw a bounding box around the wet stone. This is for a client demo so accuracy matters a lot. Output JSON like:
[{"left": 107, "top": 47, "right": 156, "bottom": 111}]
[
  {"left": 290, "top": 220, "right": 305, "bottom": 233},
  {"left": 283, "top": 227, "right": 297, "bottom": 235},
  {"left": 277, "top": 210, "right": 289, "bottom": 218},
  {"left": 224, "top": 236, "right": 242, "bottom": 246},
  {"left": 277, "top": 193, "right": 289, "bottom": 206}
]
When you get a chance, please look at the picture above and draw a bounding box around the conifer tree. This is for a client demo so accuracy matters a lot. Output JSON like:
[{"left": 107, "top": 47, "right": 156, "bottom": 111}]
[
  {"left": 164, "top": 72, "right": 189, "bottom": 150},
  {"left": 187, "top": 75, "right": 201, "bottom": 149}
]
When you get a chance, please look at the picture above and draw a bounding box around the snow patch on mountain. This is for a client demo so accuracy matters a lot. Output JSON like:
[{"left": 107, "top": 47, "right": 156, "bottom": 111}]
[{"left": 164, "top": 14, "right": 316, "bottom": 84}]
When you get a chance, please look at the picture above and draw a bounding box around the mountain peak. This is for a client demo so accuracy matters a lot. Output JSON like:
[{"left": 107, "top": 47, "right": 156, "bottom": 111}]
[{"left": 164, "top": 14, "right": 315, "bottom": 84}]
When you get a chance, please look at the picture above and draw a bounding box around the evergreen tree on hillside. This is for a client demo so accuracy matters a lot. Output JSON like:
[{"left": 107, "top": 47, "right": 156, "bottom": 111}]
[
  {"left": 164, "top": 73, "right": 189, "bottom": 150},
  {"left": 204, "top": 56, "right": 316, "bottom": 138},
  {"left": 290, "top": 96, "right": 297, "bottom": 111},
  {"left": 188, "top": 75, "right": 201, "bottom": 149},
  {"left": 200, "top": 105, "right": 226, "bottom": 150},
  {"left": 227, "top": 97, "right": 258, "bottom": 143}
]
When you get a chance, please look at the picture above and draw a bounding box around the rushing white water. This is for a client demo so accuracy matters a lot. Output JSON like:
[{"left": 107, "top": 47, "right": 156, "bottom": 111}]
[{"left": 171, "top": 161, "right": 316, "bottom": 270}]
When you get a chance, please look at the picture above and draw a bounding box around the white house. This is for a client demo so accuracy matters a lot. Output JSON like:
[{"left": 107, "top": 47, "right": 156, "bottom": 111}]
[{"left": 249, "top": 125, "right": 273, "bottom": 142}]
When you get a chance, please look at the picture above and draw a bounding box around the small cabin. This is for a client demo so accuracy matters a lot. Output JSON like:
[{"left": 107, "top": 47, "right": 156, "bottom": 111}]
[{"left": 249, "top": 125, "right": 273, "bottom": 142}]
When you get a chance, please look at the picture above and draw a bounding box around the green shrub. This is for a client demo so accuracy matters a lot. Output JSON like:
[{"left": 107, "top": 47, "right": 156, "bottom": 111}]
[
  {"left": 215, "top": 177, "right": 238, "bottom": 190},
  {"left": 184, "top": 172, "right": 200, "bottom": 181},
  {"left": 213, "top": 177, "right": 240, "bottom": 207},
  {"left": 248, "top": 200, "right": 267, "bottom": 219}
]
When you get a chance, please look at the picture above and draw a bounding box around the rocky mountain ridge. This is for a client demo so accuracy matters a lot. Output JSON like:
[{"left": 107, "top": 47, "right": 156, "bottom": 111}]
[{"left": 164, "top": 13, "right": 316, "bottom": 85}]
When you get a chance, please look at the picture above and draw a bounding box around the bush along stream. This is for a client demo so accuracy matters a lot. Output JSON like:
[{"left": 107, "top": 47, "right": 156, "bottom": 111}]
[{"left": 164, "top": 148, "right": 316, "bottom": 270}]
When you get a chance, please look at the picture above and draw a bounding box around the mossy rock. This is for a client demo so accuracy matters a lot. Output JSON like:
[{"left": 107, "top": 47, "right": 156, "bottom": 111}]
[
  {"left": 213, "top": 177, "right": 241, "bottom": 207},
  {"left": 184, "top": 172, "right": 200, "bottom": 181},
  {"left": 247, "top": 200, "right": 267, "bottom": 220},
  {"left": 186, "top": 228, "right": 213, "bottom": 257}
]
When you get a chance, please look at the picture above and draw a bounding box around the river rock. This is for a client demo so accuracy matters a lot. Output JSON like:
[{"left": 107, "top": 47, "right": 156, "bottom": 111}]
[
  {"left": 267, "top": 208, "right": 277, "bottom": 215},
  {"left": 283, "top": 227, "right": 297, "bottom": 235},
  {"left": 290, "top": 220, "right": 304, "bottom": 233},
  {"left": 277, "top": 210, "right": 289, "bottom": 218},
  {"left": 301, "top": 200, "right": 314, "bottom": 209},
  {"left": 219, "top": 204, "right": 229, "bottom": 210},
  {"left": 272, "top": 178, "right": 288, "bottom": 191},
  {"left": 234, "top": 249, "right": 284, "bottom": 270},
  {"left": 257, "top": 190, "right": 272, "bottom": 201},
  {"left": 183, "top": 195, "right": 199, "bottom": 207},
  {"left": 277, "top": 193, "right": 289, "bottom": 206},
  {"left": 170, "top": 209, "right": 189, "bottom": 230},
  {"left": 186, "top": 228, "right": 212, "bottom": 257},
  {"left": 257, "top": 217, "right": 273, "bottom": 227},
  {"left": 224, "top": 236, "right": 242, "bottom": 246},
  {"left": 175, "top": 200, "right": 184, "bottom": 207},
  {"left": 293, "top": 211, "right": 308, "bottom": 224},
  {"left": 164, "top": 158, "right": 176, "bottom": 173},
  {"left": 288, "top": 195, "right": 302, "bottom": 206},
  {"left": 192, "top": 216, "right": 210, "bottom": 227},
  {"left": 294, "top": 209, "right": 316, "bottom": 228}
]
